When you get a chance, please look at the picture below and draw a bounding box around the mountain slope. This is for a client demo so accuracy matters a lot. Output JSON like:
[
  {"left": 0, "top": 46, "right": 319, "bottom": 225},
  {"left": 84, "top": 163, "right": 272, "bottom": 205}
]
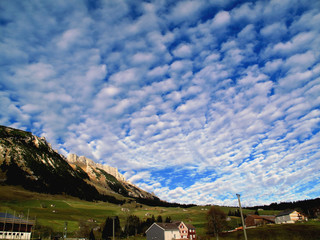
[
  {"left": 0, "top": 125, "right": 102, "bottom": 201},
  {"left": 66, "top": 153, "right": 156, "bottom": 199},
  {"left": 0, "top": 125, "right": 156, "bottom": 203}
]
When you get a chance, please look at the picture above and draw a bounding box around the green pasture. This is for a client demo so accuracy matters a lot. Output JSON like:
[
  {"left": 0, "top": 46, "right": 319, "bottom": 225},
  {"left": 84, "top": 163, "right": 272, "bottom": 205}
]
[
  {"left": 1, "top": 186, "right": 320, "bottom": 240},
  {"left": 219, "top": 221, "right": 320, "bottom": 240}
]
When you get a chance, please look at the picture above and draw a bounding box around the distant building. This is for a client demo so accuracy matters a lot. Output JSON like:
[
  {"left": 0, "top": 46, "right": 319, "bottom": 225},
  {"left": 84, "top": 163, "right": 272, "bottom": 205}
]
[
  {"left": 245, "top": 215, "right": 275, "bottom": 227},
  {"left": 0, "top": 212, "right": 35, "bottom": 240},
  {"left": 146, "top": 221, "right": 196, "bottom": 240},
  {"left": 275, "top": 210, "right": 306, "bottom": 224}
]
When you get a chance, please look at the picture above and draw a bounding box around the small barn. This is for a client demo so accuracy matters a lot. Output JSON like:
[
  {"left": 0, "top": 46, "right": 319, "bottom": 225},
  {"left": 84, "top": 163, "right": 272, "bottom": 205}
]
[
  {"left": 275, "top": 210, "right": 306, "bottom": 224},
  {"left": 245, "top": 215, "right": 275, "bottom": 227}
]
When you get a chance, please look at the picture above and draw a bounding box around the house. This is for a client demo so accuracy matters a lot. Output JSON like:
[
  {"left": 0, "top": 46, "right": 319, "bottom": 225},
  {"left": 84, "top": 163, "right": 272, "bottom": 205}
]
[
  {"left": 184, "top": 223, "right": 196, "bottom": 240},
  {"left": 177, "top": 222, "right": 196, "bottom": 240},
  {"left": 0, "top": 213, "right": 35, "bottom": 240},
  {"left": 146, "top": 222, "right": 196, "bottom": 240},
  {"left": 275, "top": 210, "right": 306, "bottom": 224},
  {"left": 245, "top": 215, "right": 275, "bottom": 227}
]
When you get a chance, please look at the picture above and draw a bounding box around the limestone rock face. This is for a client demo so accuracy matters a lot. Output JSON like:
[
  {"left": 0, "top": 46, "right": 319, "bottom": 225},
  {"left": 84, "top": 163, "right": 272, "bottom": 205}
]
[{"left": 67, "top": 154, "right": 126, "bottom": 182}]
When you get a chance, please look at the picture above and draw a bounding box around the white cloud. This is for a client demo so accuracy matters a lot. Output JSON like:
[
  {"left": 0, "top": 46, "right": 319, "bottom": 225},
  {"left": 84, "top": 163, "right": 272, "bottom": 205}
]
[
  {"left": 167, "top": 0, "right": 204, "bottom": 25},
  {"left": 109, "top": 68, "right": 141, "bottom": 85},
  {"left": 1, "top": 0, "right": 320, "bottom": 206},
  {"left": 212, "top": 10, "right": 231, "bottom": 28},
  {"left": 260, "top": 22, "right": 287, "bottom": 40},
  {"left": 57, "top": 28, "right": 82, "bottom": 50},
  {"left": 173, "top": 44, "right": 193, "bottom": 58}
]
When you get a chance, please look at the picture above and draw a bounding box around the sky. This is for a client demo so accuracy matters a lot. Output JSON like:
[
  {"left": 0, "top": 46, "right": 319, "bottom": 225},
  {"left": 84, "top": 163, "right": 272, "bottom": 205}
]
[{"left": 1, "top": 0, "right": 320, "bottom": 206}]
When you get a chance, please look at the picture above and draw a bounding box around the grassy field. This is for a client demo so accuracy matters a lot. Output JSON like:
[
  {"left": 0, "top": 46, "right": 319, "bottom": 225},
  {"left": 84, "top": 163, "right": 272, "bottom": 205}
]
[
  {"left": 0, "top": 185, "right": 211, "bottom": 237},
  {"left": 218, "top": 221, "right": 320, "bottom": 240},
  {"left": 1, "top": 185, "right": 320, "bottom": 240}
]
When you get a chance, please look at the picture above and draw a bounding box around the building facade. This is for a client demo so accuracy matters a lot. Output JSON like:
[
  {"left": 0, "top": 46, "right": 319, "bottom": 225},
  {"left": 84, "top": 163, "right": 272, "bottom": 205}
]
[
  {"left": 275, "top": 210, "right": 306, "bottom": 224},
  {"left": 245, "top": 215, "right": 275, "bottom": 227},
  {"left": 0, "top": 213, "right": 34, "bottom": 240},
  {"left": 146, "top": 222, "right": 196, "bottom": 240}
]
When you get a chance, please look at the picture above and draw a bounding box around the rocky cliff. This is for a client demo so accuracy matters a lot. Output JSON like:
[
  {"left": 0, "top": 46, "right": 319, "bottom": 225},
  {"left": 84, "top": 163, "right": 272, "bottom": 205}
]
[
  {"left": 67, "top": 154, "right": 126, "bottom": 182},
  {"left": 66, "top": 153, "right": 155, "bottom": 199}
]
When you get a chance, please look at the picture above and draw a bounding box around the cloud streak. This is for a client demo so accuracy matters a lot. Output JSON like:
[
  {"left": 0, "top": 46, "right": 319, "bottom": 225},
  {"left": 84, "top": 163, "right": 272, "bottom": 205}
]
[{"left": 1, "top": 0, "right": 319, "bottom": 206}]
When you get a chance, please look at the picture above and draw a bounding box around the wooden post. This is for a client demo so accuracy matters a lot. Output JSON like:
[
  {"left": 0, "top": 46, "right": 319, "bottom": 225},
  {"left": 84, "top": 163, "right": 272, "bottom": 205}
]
[{"left": 236, "top": 194, "right": 248, "bottom": 240}]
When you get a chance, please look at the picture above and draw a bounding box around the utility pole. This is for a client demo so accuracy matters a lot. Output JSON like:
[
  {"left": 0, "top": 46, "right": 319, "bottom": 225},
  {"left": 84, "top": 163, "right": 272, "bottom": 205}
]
[
  {"left": 64, "top": 221, "right": 68, "bottom": 239},
  {"left": 112, "top": 217, "right": 116, "bottom": 240},
  {"left": 11, "top": 211, "right": 16, "bottom": 232},
  {"left": 26, "top": 209, "right": 30, "bottom": 236},
  {"left": 236, "top": 194, "right": 248, "bottom": 240},
  {"left": 2, "top": 210, "right": 7, "bottom": 232}
]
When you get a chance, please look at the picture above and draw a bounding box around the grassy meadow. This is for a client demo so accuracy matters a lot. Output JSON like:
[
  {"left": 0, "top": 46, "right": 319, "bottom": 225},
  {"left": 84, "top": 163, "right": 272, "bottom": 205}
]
[{"left": 1, "top": 185, "right": 320, "bottom": 240}]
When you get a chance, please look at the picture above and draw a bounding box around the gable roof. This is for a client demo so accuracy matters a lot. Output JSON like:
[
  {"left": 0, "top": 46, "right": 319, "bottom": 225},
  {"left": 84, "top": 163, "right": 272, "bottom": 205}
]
[
  {"left": 145, "top": 221, "right": 196, "bottom": 233},
  {"left": 185, "top": 223, "right": 196, "bottom": 229},
  {"left": 246, "top": 214, "right": 275, "bottom": 222},
  {"left": 172, "top": 221, "right": 195, "bottom": 229},
  {"left": 157, "top": 222, "right": 180, "bottom": 230},
  {"left": 276, "top": 210, "right": 298, "bottom": 217},
  {"left": 145, "top": 222, "right": 179, "bottom": 233}
]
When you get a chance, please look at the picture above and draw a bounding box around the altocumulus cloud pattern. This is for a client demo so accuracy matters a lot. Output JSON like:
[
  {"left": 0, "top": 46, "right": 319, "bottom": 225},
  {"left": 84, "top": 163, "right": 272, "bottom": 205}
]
[{"left": 0, "top": 0, "right": 320, "bottom": 206}]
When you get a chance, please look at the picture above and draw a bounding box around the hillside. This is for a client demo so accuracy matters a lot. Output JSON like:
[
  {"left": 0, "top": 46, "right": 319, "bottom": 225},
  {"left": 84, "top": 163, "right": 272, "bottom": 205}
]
[
  {"left": 1, "top": 186, "right": 320, "bottom": 240},
  {"left": 66, "top": 153, "right": 156, "bottom": 199},
  {"left": 0, "top": 125, "right": 157, "bottom": 203}
]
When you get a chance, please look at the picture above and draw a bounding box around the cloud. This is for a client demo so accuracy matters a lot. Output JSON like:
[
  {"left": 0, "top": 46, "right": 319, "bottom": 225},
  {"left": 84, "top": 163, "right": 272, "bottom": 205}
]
[
  {"left": 56, "top": 28, "right": 82, "bottom": 50},
  {"left": 1, "top": 0, "right": 320, "bottom": 206},
  {"left": 167, "top": 1, "right": 204, "bottom": 25},
  {"left": 211, "top": 10, "right": 231, "bottom": 28},
  {"left": 260, "top": 22, "right": 287, "bottom": 40},
  {"left": 173, "top": 43, "right": 193, "bottom": 58}
]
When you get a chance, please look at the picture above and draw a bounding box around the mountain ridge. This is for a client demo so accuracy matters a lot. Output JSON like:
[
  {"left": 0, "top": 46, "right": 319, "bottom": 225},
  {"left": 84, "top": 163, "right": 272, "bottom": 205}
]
[
  {"left": 0, "top": 125, "right": 156, "bottom": 203},
  {"left": 67, "top": 153, "right": 126, "bottom": 182}
]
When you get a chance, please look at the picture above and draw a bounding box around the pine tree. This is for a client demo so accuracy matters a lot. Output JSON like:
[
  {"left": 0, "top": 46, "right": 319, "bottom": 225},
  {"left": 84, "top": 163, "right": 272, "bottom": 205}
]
[
  {"left": 157, "top": 215, "right": 163, "bottom": 223},
  {"left": 165, "top": 216, "right": 172, "bottom": 223},
  {"left": 89, "top": 229, "right": 95, "bottom": 240}
]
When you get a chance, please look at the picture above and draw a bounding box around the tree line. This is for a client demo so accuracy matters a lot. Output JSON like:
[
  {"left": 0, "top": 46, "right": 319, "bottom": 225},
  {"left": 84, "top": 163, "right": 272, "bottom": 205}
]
[
  {"left": 248, "top": 198, "right": 320, "bottom": 218},
  {"left": 85, "top": 214, "right": 172, "bottom": 240}
]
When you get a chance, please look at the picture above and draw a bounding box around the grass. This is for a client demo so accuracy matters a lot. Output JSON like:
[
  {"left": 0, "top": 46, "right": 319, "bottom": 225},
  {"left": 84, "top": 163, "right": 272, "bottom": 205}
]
[
  {"left": 1, "top": 185, "right": 320, "bottom": 240},
  {"left": 218, "top": 222, "right": 320, "bottom": 240}
]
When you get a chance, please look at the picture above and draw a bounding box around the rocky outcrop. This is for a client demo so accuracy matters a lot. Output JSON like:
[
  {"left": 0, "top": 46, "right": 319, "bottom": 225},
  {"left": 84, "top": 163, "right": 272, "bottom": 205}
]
[
  {"left": 66, "top": 153, "right": 156, "bottom": 199},
  {"left": 67, "top": 154, "right": 126, "bottom": 182}
]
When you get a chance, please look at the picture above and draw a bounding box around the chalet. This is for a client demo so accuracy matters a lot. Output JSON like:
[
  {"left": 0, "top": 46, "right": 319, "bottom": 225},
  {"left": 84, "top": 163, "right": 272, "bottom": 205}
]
[
  {"left": 275, "top": 210, "right": 306, "bottom": 224},
  {"left": 245, "top": 215, "right": 275, "bottom": 227},
  {"left": 146, "top": 222, "right": 196, "bottom": 240},
  {"left": 0, "top": 213, "right": 35, "bottom": 240}
]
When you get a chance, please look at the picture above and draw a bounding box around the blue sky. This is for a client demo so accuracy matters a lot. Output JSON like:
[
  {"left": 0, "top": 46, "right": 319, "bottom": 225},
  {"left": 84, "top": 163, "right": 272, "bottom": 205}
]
[{"left": 1, "top": 0, "right": 320, "bottom": 206}]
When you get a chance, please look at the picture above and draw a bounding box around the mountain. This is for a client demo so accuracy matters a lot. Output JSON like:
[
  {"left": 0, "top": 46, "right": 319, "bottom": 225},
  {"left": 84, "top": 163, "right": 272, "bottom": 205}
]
[
  {"left": 66, "top": 153, "right": 156, "bottom": 199},
  {"left": 0, "top": 125, "right": 157, "bottom": 203},
  {"left": 67, "top": 154, "right": 126, "bottom": 181}
]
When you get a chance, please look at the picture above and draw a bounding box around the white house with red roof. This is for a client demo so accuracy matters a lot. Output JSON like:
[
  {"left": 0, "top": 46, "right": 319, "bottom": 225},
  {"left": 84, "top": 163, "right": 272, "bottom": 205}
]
[{"left": 146, "top": 221, "right": 196, "bottom": 240}]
